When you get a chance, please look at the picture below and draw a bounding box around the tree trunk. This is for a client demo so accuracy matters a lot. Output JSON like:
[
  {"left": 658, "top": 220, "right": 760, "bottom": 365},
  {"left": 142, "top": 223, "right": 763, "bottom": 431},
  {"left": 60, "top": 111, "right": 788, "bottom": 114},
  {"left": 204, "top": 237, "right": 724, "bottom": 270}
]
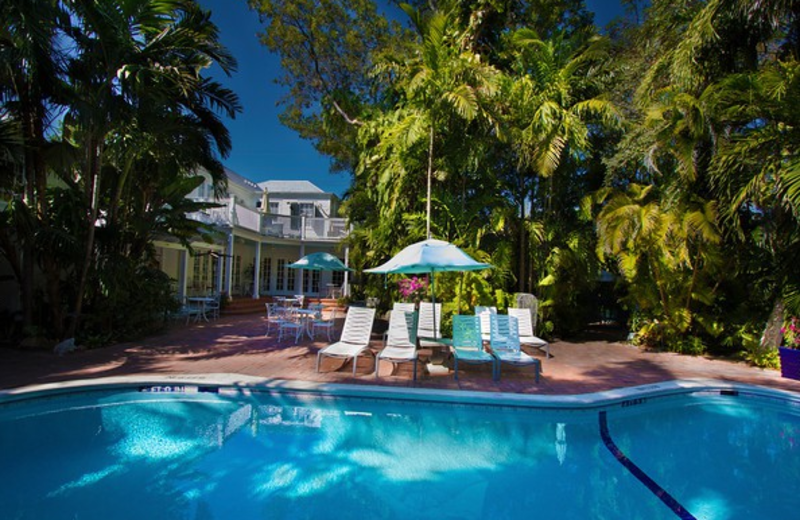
[
  {"left": 761, "top": 297, "right": 785, "bottom": 348},
  {"left": 518, "top": 169, "right": 526, "bottom": 293},
  {"left": 66, "top": 137, "right": 102, "bottom": 339},
  {"left": 426, "top": 126, "right": 434, "bottom": 239}
]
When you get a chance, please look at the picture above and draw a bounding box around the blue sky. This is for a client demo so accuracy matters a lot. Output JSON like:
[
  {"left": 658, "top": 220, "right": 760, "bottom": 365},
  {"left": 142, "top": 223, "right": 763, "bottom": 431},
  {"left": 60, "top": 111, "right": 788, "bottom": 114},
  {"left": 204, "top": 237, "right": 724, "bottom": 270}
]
[{"left": 198, "top": 0, "right": 625, "bottom": 197}]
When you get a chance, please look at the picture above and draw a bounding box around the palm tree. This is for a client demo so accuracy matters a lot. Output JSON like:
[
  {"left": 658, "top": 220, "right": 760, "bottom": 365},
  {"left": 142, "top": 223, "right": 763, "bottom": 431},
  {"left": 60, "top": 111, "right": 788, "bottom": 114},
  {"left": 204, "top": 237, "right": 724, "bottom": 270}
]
[
  {"left": 365, "top": 3, "right": 500, "bottom": 240},
  {"left": 501, "top": 31, "right": 619, "bottom": 292},
  {"left": 0, "top": 0, "right": 67, "bottom": 329},
  {"left": 592, "top": 183, "right": 723, "bottom": 346},
  {"left": 60, "top": 0, "right": 240, "bottom": 338}
]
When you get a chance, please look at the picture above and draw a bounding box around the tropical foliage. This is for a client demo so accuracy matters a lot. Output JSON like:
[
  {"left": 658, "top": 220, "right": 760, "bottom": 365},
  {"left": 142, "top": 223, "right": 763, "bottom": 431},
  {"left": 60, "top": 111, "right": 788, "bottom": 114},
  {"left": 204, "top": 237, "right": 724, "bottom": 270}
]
[
  {"left": 252, "top": 0, "right": 800, "bottom": 366},
  {"left": 1, "top": 0, "right": 240, "bottom": 343}
]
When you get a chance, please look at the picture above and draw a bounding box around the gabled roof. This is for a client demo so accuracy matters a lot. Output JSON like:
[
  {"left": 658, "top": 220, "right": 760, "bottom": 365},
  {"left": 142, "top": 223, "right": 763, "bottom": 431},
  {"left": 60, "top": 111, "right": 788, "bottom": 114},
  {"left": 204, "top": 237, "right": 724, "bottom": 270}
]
[
  {"left": 225, "top": 167, "right": 262, "bottom": 192},
  {"left": 258, "top": 180, "right": 325, "bottom": 194}
]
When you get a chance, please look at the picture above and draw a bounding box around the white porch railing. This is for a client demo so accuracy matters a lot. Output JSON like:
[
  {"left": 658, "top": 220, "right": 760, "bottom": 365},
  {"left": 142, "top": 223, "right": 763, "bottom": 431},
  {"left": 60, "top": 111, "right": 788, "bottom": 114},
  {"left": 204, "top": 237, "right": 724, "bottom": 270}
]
[{"left": 189, "top": 200, "right": 348, "bottom": 242}]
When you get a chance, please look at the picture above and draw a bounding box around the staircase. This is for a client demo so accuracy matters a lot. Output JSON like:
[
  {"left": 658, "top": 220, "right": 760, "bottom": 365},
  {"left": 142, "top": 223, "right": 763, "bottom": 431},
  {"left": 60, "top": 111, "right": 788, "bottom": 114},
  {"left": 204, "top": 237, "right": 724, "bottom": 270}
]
[{"left": 221, "top": 296, "right": 344, "bottom": 316}]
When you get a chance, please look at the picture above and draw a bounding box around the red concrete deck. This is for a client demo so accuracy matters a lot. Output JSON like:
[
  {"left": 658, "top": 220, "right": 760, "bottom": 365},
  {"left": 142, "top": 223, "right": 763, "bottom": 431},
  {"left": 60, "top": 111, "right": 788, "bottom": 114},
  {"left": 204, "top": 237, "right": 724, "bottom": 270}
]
[{"left": 2, "top": 313, "right": 799, "bottom": 395}]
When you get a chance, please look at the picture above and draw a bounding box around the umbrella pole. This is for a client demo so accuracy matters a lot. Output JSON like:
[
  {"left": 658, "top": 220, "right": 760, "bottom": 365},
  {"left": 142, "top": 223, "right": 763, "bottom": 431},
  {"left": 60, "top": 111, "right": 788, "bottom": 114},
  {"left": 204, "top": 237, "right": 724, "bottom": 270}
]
[{"left": 431, "top": 270, "right": 438, "bottom": 339}]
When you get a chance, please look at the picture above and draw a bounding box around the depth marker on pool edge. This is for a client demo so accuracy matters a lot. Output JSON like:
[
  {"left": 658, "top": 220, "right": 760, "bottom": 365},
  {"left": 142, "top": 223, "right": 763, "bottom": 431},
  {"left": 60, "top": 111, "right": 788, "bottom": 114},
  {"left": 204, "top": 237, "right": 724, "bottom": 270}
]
[{"left": 599, "top": 411, "right": 697, "bottom": 520}]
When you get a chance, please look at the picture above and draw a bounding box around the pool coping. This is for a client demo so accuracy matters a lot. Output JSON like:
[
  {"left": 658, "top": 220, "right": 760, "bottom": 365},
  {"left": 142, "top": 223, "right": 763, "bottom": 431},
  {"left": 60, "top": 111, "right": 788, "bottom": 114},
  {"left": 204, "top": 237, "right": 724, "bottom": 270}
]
[{"left": 2, "top": 373, "right": 800, "bottom": 409}]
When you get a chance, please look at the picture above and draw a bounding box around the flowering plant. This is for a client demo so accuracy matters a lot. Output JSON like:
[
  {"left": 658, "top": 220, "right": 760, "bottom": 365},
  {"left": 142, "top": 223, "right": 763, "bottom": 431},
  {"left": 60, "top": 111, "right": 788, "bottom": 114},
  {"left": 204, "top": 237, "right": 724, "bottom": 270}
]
[
  {"left": 782, "top": 317, "right": 800, "bottom": 349},
  {"left": 397, "top": 276, "right": 428, "bottom": 302}
]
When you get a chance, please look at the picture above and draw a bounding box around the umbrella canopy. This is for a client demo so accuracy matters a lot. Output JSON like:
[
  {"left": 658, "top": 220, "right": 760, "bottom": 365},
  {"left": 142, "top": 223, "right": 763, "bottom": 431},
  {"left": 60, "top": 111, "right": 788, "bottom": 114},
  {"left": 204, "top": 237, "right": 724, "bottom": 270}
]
[
  {"left": 364, "top": 239, "right": 490, "bottom": 275},
  {"left": 365, "top": 239, "right": 491, "bottom": 339},
  {"left": 288, "top": 252, "right": 352, "bottom": 272}
]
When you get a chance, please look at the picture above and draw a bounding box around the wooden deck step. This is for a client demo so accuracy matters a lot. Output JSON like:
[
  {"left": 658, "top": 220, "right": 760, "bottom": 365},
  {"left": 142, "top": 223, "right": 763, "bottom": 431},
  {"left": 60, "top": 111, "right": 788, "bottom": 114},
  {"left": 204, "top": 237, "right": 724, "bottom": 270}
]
[{"left": 221, "top": 296, "right": 346, "bottom": 316}]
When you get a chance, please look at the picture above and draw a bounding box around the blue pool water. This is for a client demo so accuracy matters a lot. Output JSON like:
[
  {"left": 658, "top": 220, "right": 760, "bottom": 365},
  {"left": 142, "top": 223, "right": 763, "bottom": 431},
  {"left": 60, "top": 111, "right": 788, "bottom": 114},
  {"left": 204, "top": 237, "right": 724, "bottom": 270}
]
[{"left": 0, "top": 385, "right": 799, "bottom": 520}]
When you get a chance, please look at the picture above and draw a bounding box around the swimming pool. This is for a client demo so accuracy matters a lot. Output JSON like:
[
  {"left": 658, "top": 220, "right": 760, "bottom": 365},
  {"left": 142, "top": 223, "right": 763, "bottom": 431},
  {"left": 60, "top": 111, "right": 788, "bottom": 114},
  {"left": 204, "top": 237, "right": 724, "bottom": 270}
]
[{"left": 0, "top": 379, "right": 798, "bottom": 520}]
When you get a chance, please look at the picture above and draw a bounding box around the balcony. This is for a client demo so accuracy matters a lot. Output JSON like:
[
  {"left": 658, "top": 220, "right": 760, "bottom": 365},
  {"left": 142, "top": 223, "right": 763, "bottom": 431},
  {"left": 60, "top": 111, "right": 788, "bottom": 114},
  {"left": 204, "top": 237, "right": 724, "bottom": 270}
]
[{"left": 189, "top": 200, "right": 348, "bottom": 242}]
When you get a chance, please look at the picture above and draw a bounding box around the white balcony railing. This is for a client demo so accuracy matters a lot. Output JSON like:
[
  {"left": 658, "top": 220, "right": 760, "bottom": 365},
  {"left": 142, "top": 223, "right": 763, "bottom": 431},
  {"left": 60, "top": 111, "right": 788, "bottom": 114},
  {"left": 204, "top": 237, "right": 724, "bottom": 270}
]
[{"left": 188, "top": 200, "right": 348, "bottom": 242}]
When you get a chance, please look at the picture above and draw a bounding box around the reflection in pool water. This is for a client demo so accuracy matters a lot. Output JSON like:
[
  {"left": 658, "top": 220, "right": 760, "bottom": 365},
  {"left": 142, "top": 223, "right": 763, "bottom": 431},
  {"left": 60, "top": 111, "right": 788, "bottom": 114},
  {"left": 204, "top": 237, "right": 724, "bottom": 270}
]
[{"left": 0, "top": 388, "right": 798, "bottom": 520}]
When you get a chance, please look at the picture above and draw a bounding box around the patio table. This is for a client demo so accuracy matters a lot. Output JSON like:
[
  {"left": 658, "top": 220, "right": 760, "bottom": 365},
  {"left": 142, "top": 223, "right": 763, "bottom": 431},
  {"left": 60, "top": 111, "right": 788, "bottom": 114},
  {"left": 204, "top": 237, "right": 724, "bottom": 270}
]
[
  {"left": 294, "top": 308, "right": 319, "bottom": 339},
  {"left": 186, "top": 297, "right": 216, "bottom": 322},
  {"left": 417, "top": 336, "right": 452, "bottom": 375}
]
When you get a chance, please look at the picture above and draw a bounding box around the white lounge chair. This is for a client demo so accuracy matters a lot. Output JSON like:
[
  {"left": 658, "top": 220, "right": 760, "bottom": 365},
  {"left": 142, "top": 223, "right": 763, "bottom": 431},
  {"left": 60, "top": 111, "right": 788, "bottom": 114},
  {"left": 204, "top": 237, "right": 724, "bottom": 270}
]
[
  {"left": 392, "top": 302, "right": 416, "bottom": 313},
  {"left": 376, "top": 309, "right": 419, "bottom": 380},
  {"left": 508, "top": 307, "right": 550, "bottom": 358},
  {"left": 452, "top": 315, "right": 497, "bottom": 381},
  {"left": 418, "top": 302, "right": 443, "bottom": 348},
  {"left": 316, "top": 306, "right": 377, "bottom": 376},
  {"left": 475, "top": 305, "right": 497, "bottom": 342},
  {"left": 490, "top": 314, "right": 540, "bottom": 382}
]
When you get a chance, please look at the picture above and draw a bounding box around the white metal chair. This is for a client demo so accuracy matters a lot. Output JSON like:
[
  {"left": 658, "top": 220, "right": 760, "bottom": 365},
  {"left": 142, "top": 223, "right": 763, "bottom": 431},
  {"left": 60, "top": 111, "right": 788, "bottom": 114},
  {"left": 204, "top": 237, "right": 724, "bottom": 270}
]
[
  {"left": 508, "top": 307, "right": 550, "bottom": 358},
  {"left": 311, "top": 306, "right": 337, "bottom": 342},
  {"left": 265, "top": 303, "right": 286, "bottom": 337},
  {"left": 376, "top": 309, "right": 419, "bottom": 380},
  {"left": 205, "top": 294, "right": 221, "bottom": 320},
  {"left": 490, "top": 314, "right": 540, "bottom": 382},
  {"left": 316, "top": 306, "right": 377, "bottom": 376},
  {"left": 278, "top": 307, "right": 304, "bottom": 343},
  {"left": 451, "top": 315, "right": 497, "bottom": 381}
]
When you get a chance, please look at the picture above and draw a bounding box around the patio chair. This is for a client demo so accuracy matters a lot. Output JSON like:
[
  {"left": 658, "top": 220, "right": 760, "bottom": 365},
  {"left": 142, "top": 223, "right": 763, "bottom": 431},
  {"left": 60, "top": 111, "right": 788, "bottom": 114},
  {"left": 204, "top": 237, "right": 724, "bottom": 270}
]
[
  {"left": 278, "top": 307, "right": 304, "bottom": 343},
  {"left": 376, "top": 309, "right": 419, "bottom": 380},
  {"left": 418, "top": 302, "right": 443, "bottom": 348},
  {"left": 451, "top": 315, "right": 497, "bottom": 381},
  {"left": 392, "top": 302, "right": 416, "bottom": 313},
  {"left": 265, "top": 303, "right": 287, "bottom": 337},
  {"left": 176, "top": 299, "right": 203, "bottom": 324},
  {"left": 311, "top": 307, "right": 337, "bottom": 342},
  {"left": 206, "top": 294, "right": 221, "bottom": 320},
  {"left": 475, "top": 306, "right": 497, "bottom": 341},
  {"left": 490, "top": 314, "right": 540, "bottom": 383},
  {"left": 508, "top": 307, "right": 550, "bottom": 359},
  {"left": 316, "top": 306, "right": 377, "bottom": 376}
]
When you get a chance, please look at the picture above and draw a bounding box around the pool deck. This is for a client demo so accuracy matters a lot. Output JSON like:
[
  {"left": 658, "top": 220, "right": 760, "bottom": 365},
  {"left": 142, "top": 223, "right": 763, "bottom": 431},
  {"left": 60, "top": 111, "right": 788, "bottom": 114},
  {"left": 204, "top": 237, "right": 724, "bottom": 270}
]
[{"left": 2, "top": 313, "right": 799, "bottom": 395}]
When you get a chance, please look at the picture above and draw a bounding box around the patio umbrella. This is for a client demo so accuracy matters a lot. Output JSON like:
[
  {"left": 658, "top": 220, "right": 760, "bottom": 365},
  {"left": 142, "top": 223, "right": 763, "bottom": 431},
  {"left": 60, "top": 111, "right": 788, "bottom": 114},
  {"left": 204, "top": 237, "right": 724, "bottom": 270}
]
[
  {"left": 365, "top": 239, "right": 492, "bottom": 335},
  {"left": 288, "top": 252, "right": 352, "bottom": 272},
  {"left": 289, "top": 252, "right": 352, "bottom": 298}
]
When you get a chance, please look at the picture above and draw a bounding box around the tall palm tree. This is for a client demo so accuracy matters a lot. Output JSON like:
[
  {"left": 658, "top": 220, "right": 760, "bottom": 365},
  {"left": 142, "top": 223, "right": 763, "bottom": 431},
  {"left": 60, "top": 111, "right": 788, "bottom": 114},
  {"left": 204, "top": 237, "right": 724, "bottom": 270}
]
[
  {"left": 365, "top": 3, "right": 500, "bottom": 240},
  {"left": 0, "top": 0, "right": 67, "bottom": 328},
  {"left": 501, "top": 31, "right": 619, "bottom": 292},
  {"left": 61, "top": 0, "right": 240, "bottom": 338}
]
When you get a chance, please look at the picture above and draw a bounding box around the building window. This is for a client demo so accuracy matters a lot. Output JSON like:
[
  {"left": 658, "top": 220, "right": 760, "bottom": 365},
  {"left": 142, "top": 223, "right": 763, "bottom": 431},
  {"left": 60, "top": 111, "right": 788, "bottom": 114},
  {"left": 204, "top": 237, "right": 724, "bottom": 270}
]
[
  {"left": 299, "top": 203, "right": 315, "bottom": 217},
  {"left": 268, "top": 202, "right": 279, "bottom": 214},
  {"left": 332, "top": 269, "right": 345, "bottom": 287},
  {"left": 276, "top": 259, "right": 286, "bottom": 291},
  {"left": 303, "top": 270, "right": 320, "bottom": 294},
  {"left": 260, "top": 257, "right": 271, "bottom": 292},
  {"left": 191, "top": 255, "right": 201, "bottom": 292},
  {"left": 286, "top": 261, "right": 296, "bottom": 291},
  {"left": 211, "top": 255, "right": 219, "bottom": 293},
  {"left": 233, "top": 255, "right": 242, "bottom": 294}
]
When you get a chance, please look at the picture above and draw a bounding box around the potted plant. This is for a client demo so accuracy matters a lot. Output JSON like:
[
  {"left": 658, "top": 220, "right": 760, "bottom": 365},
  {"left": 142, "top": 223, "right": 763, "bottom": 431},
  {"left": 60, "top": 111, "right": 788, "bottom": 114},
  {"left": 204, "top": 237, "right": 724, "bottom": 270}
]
[{"left": 779, "top": 317, "right": 800, "bottom": 380}]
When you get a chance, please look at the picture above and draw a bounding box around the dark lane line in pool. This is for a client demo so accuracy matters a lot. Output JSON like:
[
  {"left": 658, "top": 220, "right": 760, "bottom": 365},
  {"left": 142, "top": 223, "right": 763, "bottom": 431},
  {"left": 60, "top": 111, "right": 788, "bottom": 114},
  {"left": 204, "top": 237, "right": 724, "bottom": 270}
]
[{"left": 599, "top": 411, "right": 697, "bottom": 520}]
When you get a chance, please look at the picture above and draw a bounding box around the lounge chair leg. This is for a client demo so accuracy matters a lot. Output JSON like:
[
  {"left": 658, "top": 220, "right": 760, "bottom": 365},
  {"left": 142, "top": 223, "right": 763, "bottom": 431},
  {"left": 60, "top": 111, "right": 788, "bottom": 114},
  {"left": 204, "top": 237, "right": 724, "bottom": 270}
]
[
  {"left": 535, "top": 360, "right": 541, "bottom": 383},
  {"left": 316, "top": 352, "right": 322, "bottom": 373},
  {"left": 375, "top": 357, "right": 380, "bottom": 378}
]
